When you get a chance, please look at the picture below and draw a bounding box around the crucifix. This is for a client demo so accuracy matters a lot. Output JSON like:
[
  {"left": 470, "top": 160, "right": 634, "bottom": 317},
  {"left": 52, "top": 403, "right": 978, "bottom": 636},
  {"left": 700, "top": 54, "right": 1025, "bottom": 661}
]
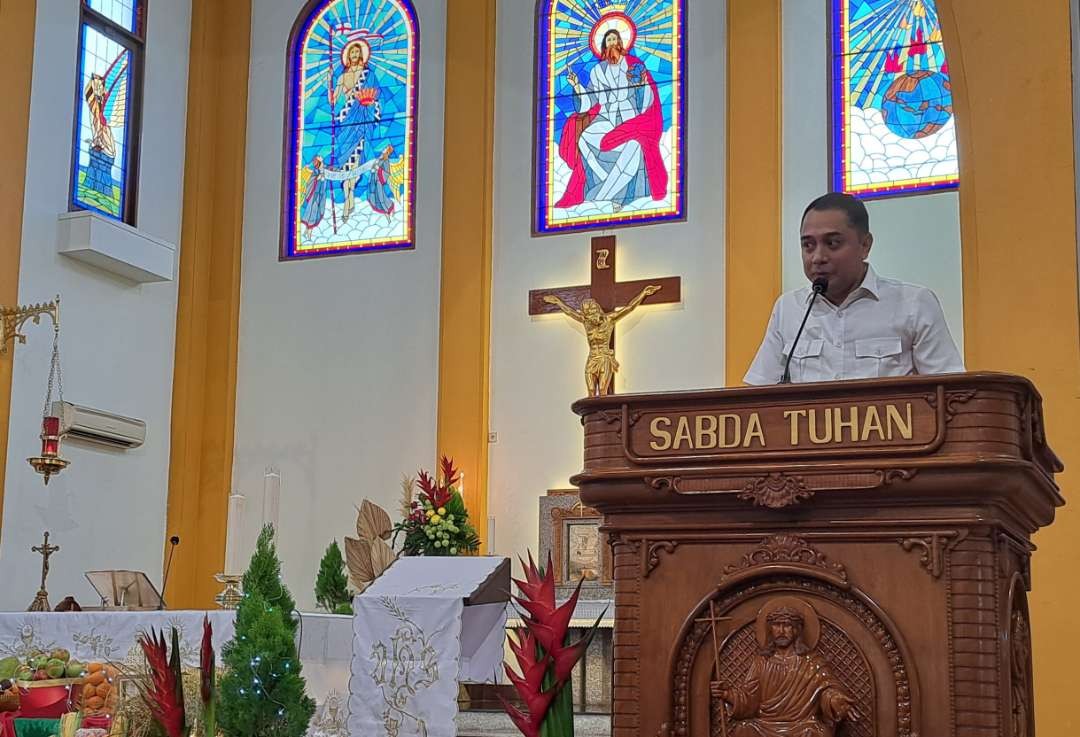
[
  {"left": 528, "top": 235, "right": 681, "bottom": 396},
  {"left": 27, "top": 531, "right": 59, "bottom": 612}
]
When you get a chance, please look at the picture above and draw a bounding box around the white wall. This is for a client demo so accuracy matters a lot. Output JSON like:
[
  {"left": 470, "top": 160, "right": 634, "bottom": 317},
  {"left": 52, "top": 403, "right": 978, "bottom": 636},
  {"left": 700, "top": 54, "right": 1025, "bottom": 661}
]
[
  {"left": 232, "top": 0, "right": 446, "bottom": 611},
  {"left": 0, "top": 0, "right": 192, "bottom": 609},
  {"left": 487, "top": 0, "right": 727, "bottom": 564},
  {"left": 781, "top": 0, "right": 964, "bottom": 348}
]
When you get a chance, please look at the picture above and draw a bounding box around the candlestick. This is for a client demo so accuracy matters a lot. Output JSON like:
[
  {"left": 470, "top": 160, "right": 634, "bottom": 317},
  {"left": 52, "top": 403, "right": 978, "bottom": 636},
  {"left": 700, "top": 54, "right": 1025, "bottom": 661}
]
[
  {"left": 263, "top": 467, "right": 281, "bottom": 531},
  {"left": 224, "top": 491, "right": 246, "bottom": 576}
]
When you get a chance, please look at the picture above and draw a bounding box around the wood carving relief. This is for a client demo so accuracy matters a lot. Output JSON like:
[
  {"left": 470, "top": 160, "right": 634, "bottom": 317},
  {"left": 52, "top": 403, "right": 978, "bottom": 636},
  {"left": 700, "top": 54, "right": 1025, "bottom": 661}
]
[
  {"left": 897, "top": 531, "right": 966, "bottom": 579},
  {"left": 1008, "top": 580, "right": 1035, "bottom": 737},
  {"left": 671, "top": 577, "right": 914, "bottom": 737},
  {"left": 709, "top": 597, "right": 867, "bottom": 737},
  {"left": 924, "top": 388, "right": 977, "bottom": 421},
  {"left": 643, "top": 540, "right": 678, "bottom": 579},
  {"left": 721, "top": 535, "right": 848, "bottom": 585},
  {"left": 738, "top": 473, "right": 814, "bottom": 509}
]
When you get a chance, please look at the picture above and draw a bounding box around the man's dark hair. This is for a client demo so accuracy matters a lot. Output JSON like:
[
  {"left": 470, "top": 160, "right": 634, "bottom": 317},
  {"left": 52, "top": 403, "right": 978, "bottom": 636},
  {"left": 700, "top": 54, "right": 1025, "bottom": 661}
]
[{"left": 802, "top": 192, "right": 870, "bottom": 235}]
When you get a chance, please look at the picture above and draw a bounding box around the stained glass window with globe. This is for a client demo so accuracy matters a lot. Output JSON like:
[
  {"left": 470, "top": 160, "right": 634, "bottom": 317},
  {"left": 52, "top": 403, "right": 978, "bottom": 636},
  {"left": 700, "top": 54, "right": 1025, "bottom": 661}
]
[{"left": 831, "top": 0, "right": 959, "bottom": 197}]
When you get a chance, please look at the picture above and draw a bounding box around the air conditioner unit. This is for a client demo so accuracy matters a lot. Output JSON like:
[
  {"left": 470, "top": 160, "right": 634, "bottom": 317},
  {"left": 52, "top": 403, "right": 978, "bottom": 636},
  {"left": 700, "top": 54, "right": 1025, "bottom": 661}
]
[{"left": 51, "top": 401, "right": 146, "bottom": 449}]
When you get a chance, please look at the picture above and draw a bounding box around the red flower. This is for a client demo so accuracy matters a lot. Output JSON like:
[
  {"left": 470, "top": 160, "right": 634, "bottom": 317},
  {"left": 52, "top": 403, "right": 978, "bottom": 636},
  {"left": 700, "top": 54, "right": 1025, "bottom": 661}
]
[
  {"left": 501, "top": 552, "right": 604, "bottom": 737},
  {"left": 200, "top": 616, "right": 214, "bottom": 704},
  {"left": 137, "top": 628, "right": 187, "bottom": 737}
]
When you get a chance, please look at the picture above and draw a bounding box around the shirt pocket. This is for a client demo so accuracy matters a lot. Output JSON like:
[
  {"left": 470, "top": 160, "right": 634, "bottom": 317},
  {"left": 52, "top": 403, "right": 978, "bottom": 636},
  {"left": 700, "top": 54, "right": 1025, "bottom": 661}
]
[
  {"left": 783, "top": 339, "right": 825, "bottom": 382},
  {"left": 854, "top": 336, "right": 906, "bottom": 378}
]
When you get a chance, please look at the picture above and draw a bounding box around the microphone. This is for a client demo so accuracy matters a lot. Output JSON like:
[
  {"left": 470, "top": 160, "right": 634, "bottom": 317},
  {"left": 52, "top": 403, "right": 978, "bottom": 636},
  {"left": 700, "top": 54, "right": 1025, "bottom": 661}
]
[
  {"left": 780, "top": 277, "right": 828, "bottom": 384},
  {"left": 159, "top": 535, "right": 180, "bottom": 611}
]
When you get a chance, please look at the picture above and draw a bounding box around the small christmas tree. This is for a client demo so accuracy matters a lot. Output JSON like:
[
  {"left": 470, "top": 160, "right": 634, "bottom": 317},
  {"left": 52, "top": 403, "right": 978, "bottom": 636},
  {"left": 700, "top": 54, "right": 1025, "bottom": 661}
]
[
  {"left": 217, "top": 588, "right": 315, "bottom": 737},
  {"left": 243, "top": 524, "right": 298, "bottom": 634},
  {"left": 314, "top": 540, "right": 352, "bottom": 614}
]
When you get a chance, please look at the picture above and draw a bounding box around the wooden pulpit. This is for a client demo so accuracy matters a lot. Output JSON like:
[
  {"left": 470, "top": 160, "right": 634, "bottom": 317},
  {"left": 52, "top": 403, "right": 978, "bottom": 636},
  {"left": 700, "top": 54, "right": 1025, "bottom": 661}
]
[{"left": 572, "top": 373, "right": 1062, "bottom": 737}]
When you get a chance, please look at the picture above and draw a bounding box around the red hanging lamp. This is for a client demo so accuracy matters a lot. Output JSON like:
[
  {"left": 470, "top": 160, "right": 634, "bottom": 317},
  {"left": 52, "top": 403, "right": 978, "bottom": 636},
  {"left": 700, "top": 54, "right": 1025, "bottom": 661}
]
[{"left": 27, "top": 299, "right": 68, "bottom": 485}]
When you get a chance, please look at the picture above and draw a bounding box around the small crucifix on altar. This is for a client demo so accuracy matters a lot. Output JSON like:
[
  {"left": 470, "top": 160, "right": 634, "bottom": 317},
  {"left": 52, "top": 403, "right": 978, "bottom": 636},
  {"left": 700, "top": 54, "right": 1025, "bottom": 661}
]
[
  {"left": 28, "top": 531, "right": 59, "bottom": 612},
  {"left": 529, "top": 235, "right": 681, "bottom": 396}
]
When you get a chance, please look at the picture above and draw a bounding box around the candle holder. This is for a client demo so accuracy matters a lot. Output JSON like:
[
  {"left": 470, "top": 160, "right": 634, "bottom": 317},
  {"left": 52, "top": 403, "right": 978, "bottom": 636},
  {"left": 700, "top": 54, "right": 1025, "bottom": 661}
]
[
  {"left": 27, "top": 415, "right": 69, "bottom": 485},
  {"left": 214, "top": 573, "right": 243, "bottom": 609}
]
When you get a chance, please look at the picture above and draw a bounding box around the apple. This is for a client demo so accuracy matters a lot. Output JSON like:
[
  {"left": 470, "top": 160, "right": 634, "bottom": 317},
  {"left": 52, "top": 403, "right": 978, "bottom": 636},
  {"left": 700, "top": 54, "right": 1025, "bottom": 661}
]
[
  {"left": 45, "top": 659, "right": 66, "bottom": 679},
  {"left": 49, "top": 648, "right": 70, "bottom": 663},
  {"left": 32, "top": 669, "right": 49, "bottom": 681},
  {"left": 30, "top": 656, "right": 49, "bottom": 671},
  {"left": 65, "top": 660, "right": 85, "bottom": 679},
  {"left": 13, "top": 666, "right": 32, "bottom": 682}
]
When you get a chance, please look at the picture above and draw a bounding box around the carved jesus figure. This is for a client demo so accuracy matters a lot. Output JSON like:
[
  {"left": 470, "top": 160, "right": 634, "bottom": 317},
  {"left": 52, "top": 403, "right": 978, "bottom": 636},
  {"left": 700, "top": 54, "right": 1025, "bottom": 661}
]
[
  {"left": 543, "top": 284, "right": 661, "bottom": 396},
  {"left": 712, "top": 600, "right": 860, "bottom": 737}
]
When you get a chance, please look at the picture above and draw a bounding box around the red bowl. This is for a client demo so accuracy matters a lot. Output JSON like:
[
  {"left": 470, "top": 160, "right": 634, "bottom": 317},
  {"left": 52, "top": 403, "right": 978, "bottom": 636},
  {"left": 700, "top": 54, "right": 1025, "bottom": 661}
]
[{"left": 17, "top": 685, "right": 71, "bottom": 718}]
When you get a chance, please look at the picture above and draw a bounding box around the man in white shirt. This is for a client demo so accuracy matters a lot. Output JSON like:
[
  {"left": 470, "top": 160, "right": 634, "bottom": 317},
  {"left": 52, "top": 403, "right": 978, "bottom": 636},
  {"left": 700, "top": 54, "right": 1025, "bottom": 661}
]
[{"left": 744, "top": 192, "right": 964, "bottom": 385}]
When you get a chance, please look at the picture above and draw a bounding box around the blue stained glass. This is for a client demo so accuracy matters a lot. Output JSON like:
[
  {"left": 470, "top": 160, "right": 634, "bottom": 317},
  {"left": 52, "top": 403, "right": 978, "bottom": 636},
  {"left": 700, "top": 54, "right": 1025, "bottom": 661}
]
[
  {"left": 831, "top": 0, "right": 959, "bottom": 197},
  {"left": 283, "top": 0, "right": 420, "bottom": 260},
  {"left": 534, "top": 0, "right": 687, "bottom": 235},
  {"left": 85, "top": 0, "right": 139, "bottom": 33},
  {"left": 72, "top": 24, "right": 132, "bottom": 220}
]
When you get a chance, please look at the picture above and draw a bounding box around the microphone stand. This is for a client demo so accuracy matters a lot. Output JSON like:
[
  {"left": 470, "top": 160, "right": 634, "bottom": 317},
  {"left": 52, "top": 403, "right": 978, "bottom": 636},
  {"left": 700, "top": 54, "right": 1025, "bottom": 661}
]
[{"left": 780, "top": 278, "right": 828, "bottom": 384}]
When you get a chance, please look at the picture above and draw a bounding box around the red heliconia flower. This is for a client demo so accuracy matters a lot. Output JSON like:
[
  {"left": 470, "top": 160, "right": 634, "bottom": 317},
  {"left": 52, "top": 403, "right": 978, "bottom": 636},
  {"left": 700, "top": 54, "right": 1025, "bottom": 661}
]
[
  {"left": 501, "top": 551, "right": 605, "bottom": 737},
  {"left": 416, "top": 469, "right": 452, "bottom": 510},
  {"left": 439, "top": 456, "right": 460, "bottom": 488},
  {"left": 200, "top": 616, "right": 214, "bottom": 704},
  {"left": 137, "top": 628, "right": 187, "bottom": 737}
]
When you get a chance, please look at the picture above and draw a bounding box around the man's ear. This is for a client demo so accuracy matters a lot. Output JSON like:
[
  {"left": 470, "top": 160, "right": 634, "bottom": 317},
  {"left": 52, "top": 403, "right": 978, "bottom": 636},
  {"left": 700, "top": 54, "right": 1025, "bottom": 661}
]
[{"left": 862, "top": 232, "right": 874, "bottom": 257}]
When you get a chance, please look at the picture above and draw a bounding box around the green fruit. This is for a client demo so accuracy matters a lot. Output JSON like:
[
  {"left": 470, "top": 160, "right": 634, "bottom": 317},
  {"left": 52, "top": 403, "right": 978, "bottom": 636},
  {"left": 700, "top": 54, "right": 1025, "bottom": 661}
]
[
  {"left": 49, "top": 648, "right": 69, "bottom": 663},
  {"left": 45, "top": 659, "right": 66, "bottom": 679},
  {"left": 32, "top": 669, "right": 48, "bottom": 681},
  {"left": 31, "top": 656, "right": 49, "bottom": 671},
  {"left": 14, "top": 666, "right": 32, "bottom": 682},
  {"left": 65, "top": 661, "right": 85, "bottom": 679},
  {"left": 0, "top": 657, "right": 17, "bottom": 680}
]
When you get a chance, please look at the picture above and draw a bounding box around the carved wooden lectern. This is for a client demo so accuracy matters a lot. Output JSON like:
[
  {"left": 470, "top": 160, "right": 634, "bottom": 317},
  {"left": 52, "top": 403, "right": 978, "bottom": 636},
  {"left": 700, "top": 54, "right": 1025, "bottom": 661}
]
[{"left": 572, "top": 374, "right": 1062, "bottom": 737}]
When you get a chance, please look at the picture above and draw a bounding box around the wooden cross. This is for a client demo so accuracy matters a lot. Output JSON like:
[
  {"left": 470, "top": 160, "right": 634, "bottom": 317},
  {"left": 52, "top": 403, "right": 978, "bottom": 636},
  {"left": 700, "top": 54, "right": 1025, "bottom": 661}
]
[{"left": 528, "top": 235, "right": 682, "bottom": 351}]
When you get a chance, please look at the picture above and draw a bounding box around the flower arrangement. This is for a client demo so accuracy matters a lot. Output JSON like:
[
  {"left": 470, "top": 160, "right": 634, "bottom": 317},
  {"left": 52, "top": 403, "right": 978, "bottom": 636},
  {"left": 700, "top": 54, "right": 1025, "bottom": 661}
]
[
  {"left": 392, "top": 457, "right": 481, "bottom": 556},
  {"left": 501, "top": 554, "right": 603, "bottom": 737}
]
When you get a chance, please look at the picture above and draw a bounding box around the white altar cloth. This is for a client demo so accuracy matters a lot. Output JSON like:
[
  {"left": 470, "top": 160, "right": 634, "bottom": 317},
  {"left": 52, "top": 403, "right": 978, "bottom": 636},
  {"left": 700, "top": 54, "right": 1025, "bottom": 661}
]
[
  {"left": 348, "top": 556, "right": 509, "bottom": 737},
  {"left": 0, "top": 610, "right": 351, "bottom": 704}
]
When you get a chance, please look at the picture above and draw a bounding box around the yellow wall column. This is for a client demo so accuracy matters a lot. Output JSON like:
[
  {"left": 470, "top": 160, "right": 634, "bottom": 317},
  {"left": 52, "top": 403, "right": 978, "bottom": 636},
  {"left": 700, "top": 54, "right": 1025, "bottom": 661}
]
[
  {"left": 724, "top": 0, "right": 783, "bottom": 385},
  {"left": 164, "top": 0, "right": 251, "bottom": 608},
  {"left": 436, "top": 0, "right": 496, "bottom": 547},
  {"left": 0, "top": 0, "right": 37, "bottom": 540},
  {"left": 938, "top": 2, "right": 1079, "bottom": 733}
]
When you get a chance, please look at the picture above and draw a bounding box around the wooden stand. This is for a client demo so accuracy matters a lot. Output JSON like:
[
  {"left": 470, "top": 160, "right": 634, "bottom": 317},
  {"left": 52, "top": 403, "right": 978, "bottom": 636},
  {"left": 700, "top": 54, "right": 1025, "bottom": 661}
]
[{"left": 572, "top": 373, "right": 1062, "bottom": 737}]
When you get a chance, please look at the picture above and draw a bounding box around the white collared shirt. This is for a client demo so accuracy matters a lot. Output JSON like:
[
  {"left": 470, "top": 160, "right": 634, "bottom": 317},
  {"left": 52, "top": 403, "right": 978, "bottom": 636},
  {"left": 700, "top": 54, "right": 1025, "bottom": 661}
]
[{"left": 744, "top": 265, "right": 965, "bottom": 385}]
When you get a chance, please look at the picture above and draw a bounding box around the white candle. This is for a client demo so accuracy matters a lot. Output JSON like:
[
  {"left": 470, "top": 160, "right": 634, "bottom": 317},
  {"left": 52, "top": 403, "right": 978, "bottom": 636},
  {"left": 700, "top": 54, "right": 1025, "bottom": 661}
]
[
  {"left": 225, "top": 491, "right": 246, "bottom": 575},
  {"left": 263, "top": 467, "right": 281, "bottom": 531},
  {"left": 487, "top": 516, "right": 495, "bottom": 555}
]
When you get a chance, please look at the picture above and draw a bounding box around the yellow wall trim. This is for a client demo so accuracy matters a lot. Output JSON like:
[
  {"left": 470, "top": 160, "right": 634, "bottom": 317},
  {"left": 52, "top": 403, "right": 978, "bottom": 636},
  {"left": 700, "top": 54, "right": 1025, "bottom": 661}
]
[
  {"left": 0, "top": 0, "right": 37, "bottom": 541},
  {"left": 164, "top": 0, "right": 251, "bottom": 609},
  {"left": 725, "top": 0, "right": 783, "bottom": 385},
  {"left": 938, "top": 2, "right": 1079, "bottom": 732},
  {"left": 436, "top": 0, "right": 497, "bottom": 548}
]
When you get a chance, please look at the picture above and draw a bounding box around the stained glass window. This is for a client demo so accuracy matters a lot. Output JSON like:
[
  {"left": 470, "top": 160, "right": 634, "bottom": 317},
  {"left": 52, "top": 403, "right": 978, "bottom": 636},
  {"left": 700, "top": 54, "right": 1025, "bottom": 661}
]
[
  {"left": 534, "top": 0, "right": 686, "bottom": 236},
  {"left": 282, "top": 0, "right": 420, "bottom": 260},
  {"left": 831, "top": 0, "right": 959, "bottom": 197},
  {"left": 72, "top": 0, "right": 145, "bottom": 222}
]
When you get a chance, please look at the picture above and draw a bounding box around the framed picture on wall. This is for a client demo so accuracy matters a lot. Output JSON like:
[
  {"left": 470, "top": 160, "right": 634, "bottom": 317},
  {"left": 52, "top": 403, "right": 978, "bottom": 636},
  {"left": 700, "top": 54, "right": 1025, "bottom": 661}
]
[{"left": 544, "top": 490, "right": 613, "bottom": 589}]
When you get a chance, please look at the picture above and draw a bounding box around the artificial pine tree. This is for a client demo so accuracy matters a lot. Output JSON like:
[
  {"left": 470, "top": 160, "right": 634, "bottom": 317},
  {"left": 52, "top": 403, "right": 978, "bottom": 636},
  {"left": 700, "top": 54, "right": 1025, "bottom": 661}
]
[
  {"left": 314, "top": 540, "right": 352, "bottom": 614},
  {"left": 243, "top": 524, "right": 298, "bottom": 634},
  {"left": 217, "top": 588, "right": 315, "bottom": 737}
]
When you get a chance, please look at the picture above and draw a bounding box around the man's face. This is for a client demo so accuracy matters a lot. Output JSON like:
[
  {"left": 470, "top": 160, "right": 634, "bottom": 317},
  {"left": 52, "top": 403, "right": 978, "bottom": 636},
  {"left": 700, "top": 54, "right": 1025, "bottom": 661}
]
[
  {"left": 800, "top": 208, "right": 872, "bottom": 300},
  {"left": 582, "top": 300, "right": 602, "bottom": 323},
  {"left": 769, "top": 620, "right": 798, "bottom": 648},
  {"left": 349, "top": 45, "right": 363, "bottom": 65}
]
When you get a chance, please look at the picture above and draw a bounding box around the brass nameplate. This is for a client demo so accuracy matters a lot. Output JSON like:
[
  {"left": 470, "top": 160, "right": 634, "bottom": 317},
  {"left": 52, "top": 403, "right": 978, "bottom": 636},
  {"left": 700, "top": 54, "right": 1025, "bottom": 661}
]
[{"left": 626, "top": 390, "right": 943, "bottom": 463}]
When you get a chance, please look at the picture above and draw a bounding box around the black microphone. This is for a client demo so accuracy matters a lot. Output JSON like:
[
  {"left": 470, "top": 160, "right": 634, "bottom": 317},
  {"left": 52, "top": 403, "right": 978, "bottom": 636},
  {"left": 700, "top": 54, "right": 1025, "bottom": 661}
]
[
  {"left": 780, "top": 277, "right": 828, "bottom": 384},
  {"left": 159, "top": 535, "right": 180, "bottom": 610}
]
